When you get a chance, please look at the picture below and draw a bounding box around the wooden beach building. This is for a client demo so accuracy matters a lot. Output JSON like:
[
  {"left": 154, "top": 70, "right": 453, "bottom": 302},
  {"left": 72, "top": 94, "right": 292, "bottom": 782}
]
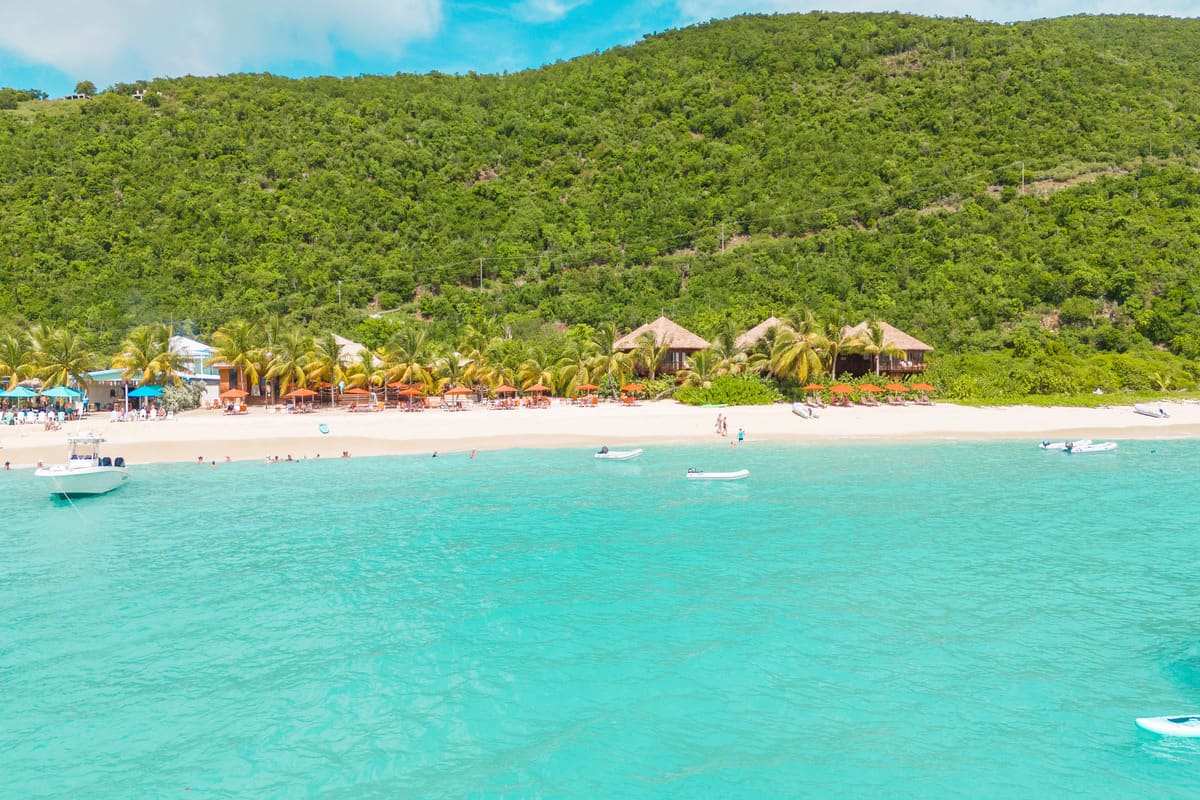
[
  {"left": 614, "top": 316, "right": 711, "bottom": 375},
  {"left": 836, "top": 321, "right": 932, "bottom": 377}
]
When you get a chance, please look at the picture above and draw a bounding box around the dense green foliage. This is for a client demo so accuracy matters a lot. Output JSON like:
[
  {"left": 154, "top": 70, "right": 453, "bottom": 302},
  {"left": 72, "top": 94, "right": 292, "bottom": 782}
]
[
  {"left": 675, "top": 374, "right": 784, "bottom": 406},
  {"left": 4, "top": 12, "right": 1200, "bottom": 398}
]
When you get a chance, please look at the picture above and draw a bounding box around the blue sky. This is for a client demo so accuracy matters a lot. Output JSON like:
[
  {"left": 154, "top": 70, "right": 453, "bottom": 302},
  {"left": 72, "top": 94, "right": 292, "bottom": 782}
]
[{"left": 2, "top": 1, "right": 1198, "bottom": 98}]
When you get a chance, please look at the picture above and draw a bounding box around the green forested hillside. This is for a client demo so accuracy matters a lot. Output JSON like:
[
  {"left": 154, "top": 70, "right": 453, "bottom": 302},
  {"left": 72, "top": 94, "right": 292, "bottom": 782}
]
[{"left": 3, "top": 12, "right": 1200, "bottom": 370}]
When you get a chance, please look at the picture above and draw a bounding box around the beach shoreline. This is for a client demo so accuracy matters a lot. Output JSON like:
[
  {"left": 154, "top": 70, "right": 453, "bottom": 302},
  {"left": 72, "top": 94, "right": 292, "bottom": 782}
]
[{"left": 1, "top": 399, "right": 1197, "bottom": 468}]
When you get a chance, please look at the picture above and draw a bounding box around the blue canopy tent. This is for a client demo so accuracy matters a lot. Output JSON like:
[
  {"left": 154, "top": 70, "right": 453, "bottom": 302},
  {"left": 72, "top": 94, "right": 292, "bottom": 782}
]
[
  {"left": 126, "top": 384, "right": 163, "bottom": 414},
  {"left": 0, "top": 385, "right": 38, "bottom": 415},
  {"left": 127, "top": 385, "right": 164, "bottom": 398}
]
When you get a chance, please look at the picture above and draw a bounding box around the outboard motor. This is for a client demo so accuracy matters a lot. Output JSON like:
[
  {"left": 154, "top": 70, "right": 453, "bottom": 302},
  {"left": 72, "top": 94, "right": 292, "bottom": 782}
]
[{"left": 114, "top": 457, "right": 125, "bottom": 468}]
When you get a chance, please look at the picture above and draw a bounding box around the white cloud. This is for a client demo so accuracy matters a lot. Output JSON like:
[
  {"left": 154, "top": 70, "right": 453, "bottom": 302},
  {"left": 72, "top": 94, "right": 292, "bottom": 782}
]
[
  {"left": 0, "top": 0, "right": 442, "bottom": 85},
  {"left": 511, "top": 0, "right": 592, "bottom": 22},
  {"left": 673, "top": 0, "right": 1200, "bottom": 24}
]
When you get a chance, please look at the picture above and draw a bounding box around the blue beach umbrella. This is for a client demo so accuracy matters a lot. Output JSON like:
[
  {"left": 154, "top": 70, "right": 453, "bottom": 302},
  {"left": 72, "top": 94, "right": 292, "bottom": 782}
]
[
  {"left": 0, "top": 386, "right": 38, "bottom": 398},
  {"left": 127, "top": 385, "right": 164, "bottom": 398},
  {"left": 40, "top": 385, "right": 83, "bottom": 399}
]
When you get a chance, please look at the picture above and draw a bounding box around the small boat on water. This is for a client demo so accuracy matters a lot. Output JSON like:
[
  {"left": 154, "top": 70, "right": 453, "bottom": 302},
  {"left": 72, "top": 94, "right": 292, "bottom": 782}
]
[
  {"left": 792, "top": 402, "right": 819, "bottom": 419},
  {"left": 1134, "top": 404, "right": 1170, "bottom": 419},
  {"left": 34, "top": 432, "right": 129, "bottom": 497},
  {"left": 595, "top": 447, "right": 643, "bottom": 461},
  {"left": 1136, "top": 715, "right": 1200, "bottom": 737},
  {"left": 1065, "top": 440, "right": 1118, "bottom": 454},
  {"left": 1039, "top": 439, "right": 1092, "bottom": 451},
  {"left": 686, "top": 468, "right": 750, "bottom": 481}
]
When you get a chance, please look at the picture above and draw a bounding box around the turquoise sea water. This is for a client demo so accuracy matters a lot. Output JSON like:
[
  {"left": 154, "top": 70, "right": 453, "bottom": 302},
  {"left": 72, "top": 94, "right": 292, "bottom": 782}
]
[{"left": 4, "top": 440, "right": 1200, "bottom": 798}]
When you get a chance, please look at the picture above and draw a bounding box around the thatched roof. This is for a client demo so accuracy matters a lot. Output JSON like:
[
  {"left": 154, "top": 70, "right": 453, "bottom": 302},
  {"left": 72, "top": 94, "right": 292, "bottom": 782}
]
[
  {"left": 735, "top": 316, "right": 794, "bottom": 350},
  {"left": 334, "top": 334, "right": 381, "bottom": 366},
  {"left": 613, "top": 316, "right": 711, "bottom": 351},
  {"left": 842, "top": 321, "right": 933, "bottom": 352}
]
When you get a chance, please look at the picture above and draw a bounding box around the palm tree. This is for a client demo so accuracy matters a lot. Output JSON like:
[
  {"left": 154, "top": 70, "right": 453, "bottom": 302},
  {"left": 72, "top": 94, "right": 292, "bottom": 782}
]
[
  {"left": 305, "top": 332, "right": 348, "bottom": 406},
  {"left": 518, "top": 345, "right": 559, "bottom": 390},
  {"left": 709, "top": 320, "right": 749, "bottom": 376},
  {"left": 770, "top": 328, "right": 822, "bottom": 384},
  {"left": 552, "top": 338, "right": 595, "bottom": 396},
  {"left": 382, "top": 324, "right": 436, "bottom": 388},
  {"left": 819, "top": 315, "right": 862, "bottom": 381},
  {"left": 264, "top": 328, "right": 313, "bottom": 396},
  {"left": 0, "top": 329, "right": 35, "bottom": 389},
  {"left": 344, "top": 349, "right": 383, "bottom": 392},
  {"left": 35, "top": 327, "right": 95, "bottom": 388},
  {"left": 587, "top": 322, "right": 632, "bottom": 398},
  {"left": 112, "top": 323, "right": 184, "bottom": 385},
  {"left": 859, "top": 320, "right": 906, "bottom": 375},
  {"left": 680, "top": 350, "right": 720, "bottom": 389},
  {"left": 630, "top": 330, "right": 670, "bottom": 381},
  {"left": 434, "top": 347, "right": 470, "bottom": 393},
  {"left": 209, "top": 319, "right": 262, "bottom": 392}
]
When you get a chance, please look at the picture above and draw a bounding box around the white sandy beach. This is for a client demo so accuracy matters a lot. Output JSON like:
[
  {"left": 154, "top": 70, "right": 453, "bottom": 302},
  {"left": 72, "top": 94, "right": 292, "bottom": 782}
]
[{"left": 2, "top": 398, "right": 1198, "bottom": 468}]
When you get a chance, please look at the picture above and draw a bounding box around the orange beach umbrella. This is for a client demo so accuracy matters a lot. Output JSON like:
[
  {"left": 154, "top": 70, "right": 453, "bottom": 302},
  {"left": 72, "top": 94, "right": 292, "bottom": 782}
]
[
  {"left": 342, "top": 387, "right": 370, "bottom": 396},
  {"left": 445, "top": 386, "right": 472, "bottom": 396},
  {"left": 283, "top": 387, "right": 317, "bottom": 399},
  {"left": 621, "top": 383, "right": 645, "bottom": 392},
  {"left": 858, "top": 383, "right": 883, "bottom": 393},
  {"left": 802, "top": 384, "right": 825, "bottom": 391},
  {"left": 884, "top": 383, "right": 909, "bottom": 392},
  {"left": 525, "top": 383, "right": 551, "bottom": 393},
  {"left": 219, "top": 388, "right": 249, "bottom": 399},
  {"left": 493, "top": 385, "right": 518, "bottom": 395},
  {"left": 398, "top": 387, "right": 424, "bottom": 397},
  {"left": 829, "top": 384, "right": 855, "bottom": 394},
  {"left": 911, "top": 382, "right": 937, "bottom": 392}
]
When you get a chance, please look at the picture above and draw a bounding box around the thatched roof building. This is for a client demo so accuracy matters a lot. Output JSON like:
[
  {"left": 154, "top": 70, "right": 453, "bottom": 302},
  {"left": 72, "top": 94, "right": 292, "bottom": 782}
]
[
  {"left": 614, "top": 316, "right": 710, "bottom": 374},
  {"left": 734, "top": 316, "right": 794, "bottom": 350},
  {"left": 613, "top": 316, "right": 711, "bottom": 352},
  {"left": 841, "top": 321, "right": 933, "bottom": 352},
  {"left": 837, "top": 320, "right": 933, "bottom": 377}
]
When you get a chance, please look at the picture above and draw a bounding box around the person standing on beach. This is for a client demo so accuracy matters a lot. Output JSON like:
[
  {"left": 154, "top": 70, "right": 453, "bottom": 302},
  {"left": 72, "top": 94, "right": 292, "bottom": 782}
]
[
  {"left": 738, "top": 428, "right": 744, "bottom": 443},
  {"left": 715, "top": 414, "right": 722, "bottom": 435}
]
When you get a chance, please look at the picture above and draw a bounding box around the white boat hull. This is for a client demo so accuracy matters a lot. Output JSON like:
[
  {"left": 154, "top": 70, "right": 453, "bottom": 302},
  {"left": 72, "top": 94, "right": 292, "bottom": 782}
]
[
  {"left": 1137, "top": 715, "right": 1200, "bottom": 737},
  {"left": 35, "top": 465, "right": 129, "bottom": 497},
  {"left": 1134, "top": 404, "right": 1169, "bottom": 419},
  {"left": 1039, "top": 439, "right": 1092, "bottom": 451},
  {"left": 595, "top": 448, "right": 643, "bottom": 460},
  {"left": 792, "top": 403, "right": 818, "bottom": 419},
  {"left": 1066, "top": 442, "right": 1117, "bottom": 454},
  {"left": 686, "top": 469, "right": 750, "bottom": 481}
]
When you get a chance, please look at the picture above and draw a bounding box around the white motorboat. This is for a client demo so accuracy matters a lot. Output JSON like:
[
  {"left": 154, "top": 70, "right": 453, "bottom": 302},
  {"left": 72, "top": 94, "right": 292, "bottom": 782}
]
[
  {"left": 1039, "top": 439, "right": 1092, "bottom": 451},
  {"left": 1134, "top": 404, "right": 1169, "bottom": 419},
  {"left": 686, "top": 468, "right": 750, "bottom": 481},
  {"left": 1136, "top": 715, "right": 1200, "bottom": 737},
  {"left": 792, "top": 402, "right": 819, "bottom": 419},
  {"left": 1065, "top": 440, "right": 1117, "bottom": 454},
  {"left": 594, "top": 447, "right": 643, "bottom": 461},
  {"left": 34, "top": 432, "right": 129, "bottom": 497}
]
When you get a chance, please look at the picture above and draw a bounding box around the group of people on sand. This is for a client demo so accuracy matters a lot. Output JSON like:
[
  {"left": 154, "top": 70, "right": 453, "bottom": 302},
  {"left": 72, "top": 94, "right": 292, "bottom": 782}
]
[{"left": 714, "top": 414, "right": 746, "bottom": 447}]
